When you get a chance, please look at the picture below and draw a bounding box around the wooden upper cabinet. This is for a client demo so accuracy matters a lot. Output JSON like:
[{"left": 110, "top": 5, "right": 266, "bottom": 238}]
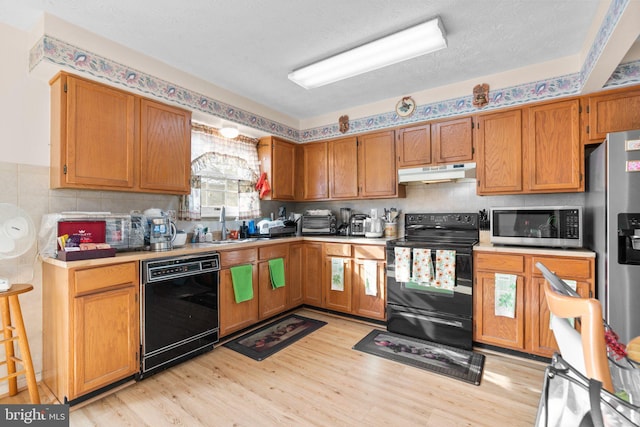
[
  {"left": 586, "top": 87, "right": 640, "bottom": 143},
  {"left": 51, "top": 72, "right": 136, "bottom": 190},
  {"left": 302, "top": 141, "right": 329, "bottom": 200},
  {"left": 433, "top": 117, "right": 474, "bottom": 164},
  {"left": 526, "top": 99, "right": 582, "bottom": 192},
  {"left": 476, "top": 108, "right": 523, "bottom": 194},
  {"left": 329, "top": 136, "right": 359, "bottom": 199},
  {"left": 258, "top": 136, "right": 296, "bottom": 200},
  {"left": 139, "top": 99, "right": 191, "bottom": 194},
  {"left": 396, "top": 124, "right": 431, "bottom": 168},
  {"left": 49, "top": 71, "right": 192, "bottom": 195},
  {"left": 358, "top": 130, "right": 398, "bottom": 198}
]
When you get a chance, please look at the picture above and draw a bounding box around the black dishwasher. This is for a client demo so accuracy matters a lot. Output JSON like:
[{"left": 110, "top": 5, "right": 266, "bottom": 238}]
[{"left": 140, "top": 252, "right": 220, "bottom": 378}]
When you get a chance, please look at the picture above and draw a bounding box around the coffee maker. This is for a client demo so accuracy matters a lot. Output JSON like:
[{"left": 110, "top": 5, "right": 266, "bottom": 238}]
[
  {"left": 337, "top": 208, "right": 351, "bottom": 236},
  {"left": 149, "top": 216, "right": 176, "bottom": 251}
]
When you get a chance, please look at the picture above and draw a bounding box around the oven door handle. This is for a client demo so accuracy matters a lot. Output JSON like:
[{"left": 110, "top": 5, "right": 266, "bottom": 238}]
[{"left": 400, "top": 312, "right": 463, "bottom": 328}]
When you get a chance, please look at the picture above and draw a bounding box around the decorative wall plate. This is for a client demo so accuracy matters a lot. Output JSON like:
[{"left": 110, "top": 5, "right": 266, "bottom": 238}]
[{"left": 395, "top": 96, "right": 416, "bottom": 117}]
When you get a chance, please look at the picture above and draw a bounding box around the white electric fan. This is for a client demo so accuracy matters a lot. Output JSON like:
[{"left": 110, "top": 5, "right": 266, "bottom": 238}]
[{"left": 0, "top": 203, "right": 37, "bottom": 291}]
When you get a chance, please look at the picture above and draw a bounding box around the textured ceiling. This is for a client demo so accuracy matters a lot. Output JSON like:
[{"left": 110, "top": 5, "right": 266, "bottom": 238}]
[{"left": 1, "top": 0, "right": 601, "bottom": 120}]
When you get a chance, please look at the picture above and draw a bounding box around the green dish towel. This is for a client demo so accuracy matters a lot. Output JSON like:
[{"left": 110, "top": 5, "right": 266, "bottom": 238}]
[
  {"left": 268, "top": 258, "right": 286, "bottom": 289},
  {"left": 230, "top": 264, "right": 254, "bottom": 303}
]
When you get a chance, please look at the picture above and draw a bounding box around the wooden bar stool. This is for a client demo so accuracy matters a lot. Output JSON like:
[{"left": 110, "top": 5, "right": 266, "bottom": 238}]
[{"left": 0, "top": 283, "right": 40, "bottom": 403}]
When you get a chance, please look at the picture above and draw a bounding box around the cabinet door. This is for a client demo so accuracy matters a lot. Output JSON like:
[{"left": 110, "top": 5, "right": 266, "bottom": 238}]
[
  {"left": 258, "top": 260, "right": 287, "bottom": 319},
  {"left": 73, "top": 285, "right": 138, "bottom": 397},
  {"left": 303, "top": 141, "right": 329, "bottom": 200},
  {"left": 324, "top": 257, "right": 352, "bottom": 313},
  {"left": 258, "top": 245, "right": 289, "bottom": 319},
  {"left": 329, "top": 136, "right": 359, "bottom": 199},
  {"left": 587, "top": 88, "right": 640, "bottom": 143},
  {"left": 528, "top": 255, "right": 594, "bottom": 357},
  {"left": 62, "top": 75, "right": 136, "bottom": 189},
  {"left": 302, "top": 243, "right": 324, "bottom": 306},
  {"left": 528, "top": 277, "right": 591, "bottom": 358},
  {"left": 271, "top": 138, "right": 296, "bottom": 200},
  {"left": 219, "top": 266, "right": 259, "bottom": 337},
  {"left": 476, "top": 109, "right": 523, "bottom": 194},
  {"left": 352, "top": 259, "right": 386, "bottom": 320},
  {"left": 526, "top": 99, "right": 582, "bottom": 192},
  {"left": 433, "top": 117, "right": 474, "bottom": 164},
  {"left": 139, "top": 99, "right": 191, "bottom": 194},
  {"left": 474, "top": 271, "right": 526, "bottom": 350},
  {"left": 287, "top": 243, "right": 305, "bottom": 309},
  {"left": 358, "top": 130, "right": 398, "bottom": 198},
  {"left": 396, "top": 124, "right": 431, "bottom": 168}
]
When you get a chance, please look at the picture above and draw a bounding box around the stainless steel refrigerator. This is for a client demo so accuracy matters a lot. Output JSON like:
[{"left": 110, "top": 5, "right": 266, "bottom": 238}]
[{"left": 585, "top": 129, "right": 640, "bottom": 344}]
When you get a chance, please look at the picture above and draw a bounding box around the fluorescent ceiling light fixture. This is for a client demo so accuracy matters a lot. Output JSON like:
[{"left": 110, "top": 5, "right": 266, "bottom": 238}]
[
  {"left": 288, "top": 17, "right": 447, "bottom": 89},
  {"left": 219, "top": 124, "right": 239, "bottom": 139}
]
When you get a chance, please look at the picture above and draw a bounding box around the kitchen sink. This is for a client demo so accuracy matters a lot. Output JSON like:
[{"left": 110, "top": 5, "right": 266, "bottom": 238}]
[{"left": 198, "top": 238, "right": 270, "bottom": 245}]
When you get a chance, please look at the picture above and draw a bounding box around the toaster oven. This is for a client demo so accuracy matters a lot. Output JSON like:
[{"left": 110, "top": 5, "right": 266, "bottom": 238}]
[{"left": 301, "top": 214, "right": 336, "bottom": 235}]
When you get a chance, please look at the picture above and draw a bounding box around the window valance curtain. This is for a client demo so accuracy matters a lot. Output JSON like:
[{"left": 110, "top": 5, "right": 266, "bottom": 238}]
[{"left": 179, "top": 123, "right": 261, "bottom": 220}]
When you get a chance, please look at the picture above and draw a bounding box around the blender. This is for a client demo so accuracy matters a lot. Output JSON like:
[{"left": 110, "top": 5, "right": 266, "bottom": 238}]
[{"left": 338, "top": 208, "right": 351, "bottom": 235}]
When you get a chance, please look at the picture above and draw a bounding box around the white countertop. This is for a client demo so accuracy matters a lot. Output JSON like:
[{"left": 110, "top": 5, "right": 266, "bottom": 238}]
[{"left": 473, "top": 241, "right": 595, "bottom": 258}]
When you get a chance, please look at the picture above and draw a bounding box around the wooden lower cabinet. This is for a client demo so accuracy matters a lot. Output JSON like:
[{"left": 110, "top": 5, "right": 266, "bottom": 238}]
[
  {"left": 474, "top": 254, "right": 527, "bottom": 350},
  {"left": 288, "top": 243, "right": 305, "bottom": 309},
  {"left": 323, "top": 243, "right": 353, "bottom": 313},
  {"left": 43, "top": 262, "right": 139, "bottom": 403},
  {"left": 473, "top": 250, "right": 595, "bottom": 358},
  {"left": 302, "top": 242, "right": 323, "bottom": 306},
  {"left": 352, "top": 245, "right": 386, "bottom": 320},
  {"left": 219, "top": 248, "right": 259, "bottom": 338},
  {"left": 315, "top": 242, "right": 386, "bottom": 319},
  {"left": 258, "top": 244, "right": 289, "bottom": 319}
]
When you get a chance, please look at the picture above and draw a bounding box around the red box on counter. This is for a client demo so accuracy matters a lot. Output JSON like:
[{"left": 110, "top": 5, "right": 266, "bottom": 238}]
[{"left": 57, "top": 221, "right": 106, "bottom": 250}]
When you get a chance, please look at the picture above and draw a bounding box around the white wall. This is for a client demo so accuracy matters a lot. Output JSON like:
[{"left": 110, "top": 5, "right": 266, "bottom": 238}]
[{"left": 1, "top": 23, "right": 50, "bottom": 166}]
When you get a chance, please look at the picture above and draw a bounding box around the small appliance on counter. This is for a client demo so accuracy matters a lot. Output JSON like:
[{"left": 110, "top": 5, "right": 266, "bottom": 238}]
[
  {"left": 364, "top": 209, "right": 384, "bottom": 238},
  {"left": 337, "top": 208, "right": 351, "bottom": 236},
  {"left": 57, "top": 212, "right": 146, "bottom": 251},
  {"left": 149, "top": 216, "right": 176, "bottom": 251},
  {"left": 349, "top": 214, "right": 368, "bottom": 237},
  {"left": 255, "top": 219, "right": 297, "bottom": 238},
  {"left": 301, "top": 210, "right": 336, "bottom": 235}
]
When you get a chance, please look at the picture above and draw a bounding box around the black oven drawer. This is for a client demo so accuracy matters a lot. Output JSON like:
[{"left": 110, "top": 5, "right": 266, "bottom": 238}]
[{"left": 387, "top": 304, "right": 472, "bottom": 350}]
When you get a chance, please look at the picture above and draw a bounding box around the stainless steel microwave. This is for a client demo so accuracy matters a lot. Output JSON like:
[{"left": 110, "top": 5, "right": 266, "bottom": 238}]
[{"left": 490, "top": 206, "right": 582, "bottom": 248}]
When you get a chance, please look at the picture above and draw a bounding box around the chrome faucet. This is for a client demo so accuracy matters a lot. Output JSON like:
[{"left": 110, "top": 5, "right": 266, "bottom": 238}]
[{"left": 219, "top": 206, "right": 227, "bottom": 241}]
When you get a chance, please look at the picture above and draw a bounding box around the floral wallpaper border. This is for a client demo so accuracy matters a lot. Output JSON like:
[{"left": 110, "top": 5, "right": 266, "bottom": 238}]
[
  {"left": 28, "top": 0, "right": 638, "bottom": 143},
  {"left": 579, "top": 0, "right": 628, "bottom": 86},
  {"left": 29, "top": 35, "right": 300, "bottom": 142}
]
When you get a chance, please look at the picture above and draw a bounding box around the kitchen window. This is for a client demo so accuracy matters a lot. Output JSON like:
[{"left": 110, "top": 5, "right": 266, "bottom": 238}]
[{"left": 179, "top": 123, "right": 261, "bottom": 220}]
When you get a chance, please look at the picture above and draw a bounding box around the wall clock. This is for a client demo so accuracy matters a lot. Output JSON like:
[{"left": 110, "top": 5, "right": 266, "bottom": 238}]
[{"left": 395, "top": 96, "right": 416, "bottom": 117}]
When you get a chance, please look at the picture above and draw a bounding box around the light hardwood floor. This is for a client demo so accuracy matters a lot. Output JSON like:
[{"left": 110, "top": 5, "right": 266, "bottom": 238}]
[{"left": 2, "top": 309, "right": 546, "bottom": 426}]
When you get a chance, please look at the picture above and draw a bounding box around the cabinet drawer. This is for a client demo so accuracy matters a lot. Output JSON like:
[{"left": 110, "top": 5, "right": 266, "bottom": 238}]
[
  {"left": 353, "top": 245, "right": 385, "bottom": 260},
  {"left": 220, "top": 248, "right": 257, "bottom": 267},
  {"left": 325, "top": 243, "right": 352, "bottom": 257},
  {"left": 259, "top": 244, "right": 288, "bottom": 260},
  {"left": 475, "top": 253, "right": 525, "bottom": 273},
  {"left": 74, "top": 262, "right": 137, "bottom": 295},
  {"left": 531, "top": 256, "right": 592, "bottom": 279}
]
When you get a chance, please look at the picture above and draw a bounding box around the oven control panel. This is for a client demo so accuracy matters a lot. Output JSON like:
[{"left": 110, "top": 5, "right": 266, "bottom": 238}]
[{"left": 405, "top": 213, "right": 478, "bottom": 228}]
